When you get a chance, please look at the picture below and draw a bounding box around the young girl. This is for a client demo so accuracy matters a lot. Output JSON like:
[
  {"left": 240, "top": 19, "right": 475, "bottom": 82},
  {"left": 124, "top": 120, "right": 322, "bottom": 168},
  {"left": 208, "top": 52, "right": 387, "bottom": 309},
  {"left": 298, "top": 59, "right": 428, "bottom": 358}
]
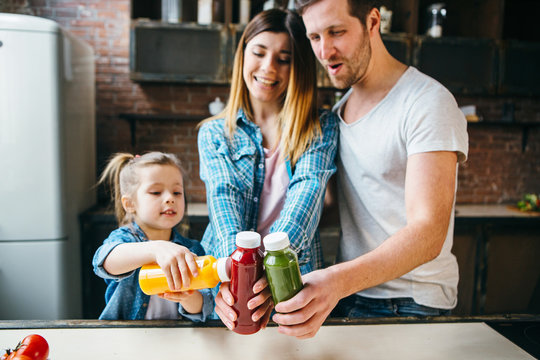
[{"left": 92, "top": 152, "right": 213, "bottom": 320}]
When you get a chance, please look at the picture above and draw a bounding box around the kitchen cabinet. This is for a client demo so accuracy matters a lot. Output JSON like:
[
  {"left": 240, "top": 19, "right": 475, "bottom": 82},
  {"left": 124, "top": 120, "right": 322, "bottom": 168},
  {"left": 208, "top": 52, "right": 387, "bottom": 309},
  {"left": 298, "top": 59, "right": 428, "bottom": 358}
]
[
  {"left": 380, "top": 0, "right": 539, "bottom": 95},
  {"left": 129, "top": 0, "right": 270, "bottom": 83},
  {"left": 453, "top": 205, "right": 540, "bottom": 316},
  {"left": 128, "top": 0, "right": 539, "bottom": 94},
  {"left": 79, "top": 210, "right": 116, "bottom": 319},
  {"left": 413, "top": 37, "right": 498, "bottom": 95},
  {"left": 498, "top": 41, "right": 540, "bottom": 96},
  {"left": 130, "top": 21, "right": 230, "bottom": 83}
]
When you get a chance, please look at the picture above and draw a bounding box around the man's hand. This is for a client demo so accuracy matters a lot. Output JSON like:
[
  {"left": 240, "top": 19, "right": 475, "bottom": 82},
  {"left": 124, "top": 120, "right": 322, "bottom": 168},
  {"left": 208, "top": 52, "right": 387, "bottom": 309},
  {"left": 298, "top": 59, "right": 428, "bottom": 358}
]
[{"left": 272, "top": 268, "right": 342, "bottom": 339}]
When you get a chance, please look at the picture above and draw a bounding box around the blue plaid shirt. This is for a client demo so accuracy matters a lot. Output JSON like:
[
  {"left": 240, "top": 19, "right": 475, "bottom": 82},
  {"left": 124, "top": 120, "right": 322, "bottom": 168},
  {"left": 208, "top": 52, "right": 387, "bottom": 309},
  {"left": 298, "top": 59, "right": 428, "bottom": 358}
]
[{"left": 198, "top": 109, "right": 338, "bottom": 274}]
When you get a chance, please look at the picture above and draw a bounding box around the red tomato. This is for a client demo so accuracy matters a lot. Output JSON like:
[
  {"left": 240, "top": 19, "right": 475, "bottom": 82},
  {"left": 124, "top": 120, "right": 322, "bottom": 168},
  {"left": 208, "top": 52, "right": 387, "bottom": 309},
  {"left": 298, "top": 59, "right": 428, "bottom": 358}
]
[{"left": 2, "top": 334, "right": 49, "bottom": 360}]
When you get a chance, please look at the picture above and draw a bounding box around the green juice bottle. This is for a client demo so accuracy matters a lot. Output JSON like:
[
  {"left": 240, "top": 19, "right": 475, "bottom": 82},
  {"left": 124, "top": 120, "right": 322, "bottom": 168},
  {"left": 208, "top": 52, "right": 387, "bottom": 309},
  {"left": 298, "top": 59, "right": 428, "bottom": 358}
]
[{"left": 263, "top": 232, "right": 303, "bottom": 305}]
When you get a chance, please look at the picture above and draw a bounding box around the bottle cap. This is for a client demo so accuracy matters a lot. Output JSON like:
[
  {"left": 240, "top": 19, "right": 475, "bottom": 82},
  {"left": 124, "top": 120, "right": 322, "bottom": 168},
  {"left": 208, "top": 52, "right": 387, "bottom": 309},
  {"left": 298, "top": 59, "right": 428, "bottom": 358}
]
[
  {"left": 235, "top": 231, "right": 261, "bottom": 249},
  {"left": 216, "top": 257, "right": 231, "bottom": 282},
  {"left": 263, "top": 232, "right": 290, "bottom": 251}
]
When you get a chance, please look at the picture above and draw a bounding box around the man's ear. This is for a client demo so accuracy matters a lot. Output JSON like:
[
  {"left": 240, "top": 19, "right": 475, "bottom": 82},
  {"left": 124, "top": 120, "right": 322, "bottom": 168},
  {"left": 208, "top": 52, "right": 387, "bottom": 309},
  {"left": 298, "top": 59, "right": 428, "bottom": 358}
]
[
  {"left": 122, "top": 196, "right": 136, "bottom": 214},
  {"left": 367, "top": 8, "right": 381, "bottom": 35}
]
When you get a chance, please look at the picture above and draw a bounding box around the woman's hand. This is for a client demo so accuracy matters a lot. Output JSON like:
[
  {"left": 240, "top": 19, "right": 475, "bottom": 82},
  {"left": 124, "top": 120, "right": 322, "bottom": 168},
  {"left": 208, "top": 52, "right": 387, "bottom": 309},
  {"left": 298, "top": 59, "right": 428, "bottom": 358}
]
[
  {"left": 215, "top": 277, "right": 274, "bottom": 330},
  {"left": 214, "top": 282, "right": 236, "bottom": 329},
  {"left": 151, "top": 241, "right": 199, "bottom": 291},
  {"left": 249, "top": 277, "right": 274, "bottom": 329}
]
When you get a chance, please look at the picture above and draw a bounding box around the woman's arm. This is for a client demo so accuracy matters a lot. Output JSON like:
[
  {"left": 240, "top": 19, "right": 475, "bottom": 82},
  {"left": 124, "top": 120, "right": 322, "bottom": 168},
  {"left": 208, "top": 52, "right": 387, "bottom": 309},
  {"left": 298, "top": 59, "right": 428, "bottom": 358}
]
[
  {"left": 198, "top": 121, "right": 252, "bottom": 258},
  {"left": 270, "top": 112, "right": 339, "bottom": 269}
]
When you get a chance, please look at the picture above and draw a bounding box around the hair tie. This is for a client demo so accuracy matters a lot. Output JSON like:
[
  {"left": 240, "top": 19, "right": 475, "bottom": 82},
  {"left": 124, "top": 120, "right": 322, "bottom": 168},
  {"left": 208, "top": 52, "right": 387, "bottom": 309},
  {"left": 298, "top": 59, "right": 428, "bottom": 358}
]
[{"left": 135, "top": 155, "right": 141, "bottom": 158}]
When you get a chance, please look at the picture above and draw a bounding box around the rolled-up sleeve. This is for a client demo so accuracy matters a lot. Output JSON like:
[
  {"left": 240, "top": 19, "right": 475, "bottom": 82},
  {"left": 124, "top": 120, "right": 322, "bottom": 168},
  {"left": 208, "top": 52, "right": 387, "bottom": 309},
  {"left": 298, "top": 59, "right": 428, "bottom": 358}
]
[
  {"left": 178, "top": 288, "right": 214, "bottom": 322},
  {"left": 92, "top": 228, "right": 138, "bottom": 280}
]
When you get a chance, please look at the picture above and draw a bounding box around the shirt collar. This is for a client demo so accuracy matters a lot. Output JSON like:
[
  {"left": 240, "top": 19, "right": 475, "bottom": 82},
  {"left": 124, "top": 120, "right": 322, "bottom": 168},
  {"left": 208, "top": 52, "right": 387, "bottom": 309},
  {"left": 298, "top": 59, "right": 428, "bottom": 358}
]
[
  {"left": 236, "top": 108, "right": 262, "bottom": 131},
  {"left": 130, "top": 222, "right": 179, "bottom": 242}
]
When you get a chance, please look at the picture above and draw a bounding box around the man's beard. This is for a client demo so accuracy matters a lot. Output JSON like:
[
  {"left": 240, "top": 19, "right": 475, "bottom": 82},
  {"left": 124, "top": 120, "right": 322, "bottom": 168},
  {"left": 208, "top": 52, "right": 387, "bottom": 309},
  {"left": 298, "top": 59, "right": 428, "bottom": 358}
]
[{"left": 327, "top": 37, "right": 372, "bottom": 89}]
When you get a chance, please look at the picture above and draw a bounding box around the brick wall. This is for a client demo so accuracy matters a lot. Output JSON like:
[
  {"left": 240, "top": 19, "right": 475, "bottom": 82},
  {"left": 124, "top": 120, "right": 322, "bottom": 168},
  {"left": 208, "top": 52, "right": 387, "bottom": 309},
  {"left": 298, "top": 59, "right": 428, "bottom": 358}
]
[{"left": 6, "top": 0, "right": 540, "bottom": 205}]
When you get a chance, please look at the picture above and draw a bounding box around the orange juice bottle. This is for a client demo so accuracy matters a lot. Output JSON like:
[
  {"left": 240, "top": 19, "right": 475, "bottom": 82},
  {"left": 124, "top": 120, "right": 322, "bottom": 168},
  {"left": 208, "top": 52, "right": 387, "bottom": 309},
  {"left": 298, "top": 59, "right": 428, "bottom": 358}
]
[{"left": 138, "top": 255, "right": 230, "bottom": 295}]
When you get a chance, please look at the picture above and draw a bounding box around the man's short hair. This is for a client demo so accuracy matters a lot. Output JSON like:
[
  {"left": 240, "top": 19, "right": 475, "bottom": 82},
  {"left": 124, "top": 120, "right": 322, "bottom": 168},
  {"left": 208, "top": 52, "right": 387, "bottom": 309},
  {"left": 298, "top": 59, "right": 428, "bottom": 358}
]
[{"left": 296, "top": 0, "right": 382, "bottom": 26}]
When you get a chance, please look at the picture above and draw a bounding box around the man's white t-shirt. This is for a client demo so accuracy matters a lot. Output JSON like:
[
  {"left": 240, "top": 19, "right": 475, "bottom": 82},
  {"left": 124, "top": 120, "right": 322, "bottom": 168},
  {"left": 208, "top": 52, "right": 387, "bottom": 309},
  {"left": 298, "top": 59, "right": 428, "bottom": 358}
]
[{"left": 334, "top": 67, "right": 469, "bottom": 309}]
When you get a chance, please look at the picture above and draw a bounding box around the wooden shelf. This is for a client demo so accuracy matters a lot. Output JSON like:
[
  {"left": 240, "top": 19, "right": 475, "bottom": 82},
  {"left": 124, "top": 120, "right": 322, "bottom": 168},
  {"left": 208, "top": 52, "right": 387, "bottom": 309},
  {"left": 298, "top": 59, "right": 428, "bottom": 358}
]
[
  {"left": 118, "top": 113, "right": 205, "bottom": 146},
  {"left": 467, "top": 121, "right": 540, "bottom": 152}
]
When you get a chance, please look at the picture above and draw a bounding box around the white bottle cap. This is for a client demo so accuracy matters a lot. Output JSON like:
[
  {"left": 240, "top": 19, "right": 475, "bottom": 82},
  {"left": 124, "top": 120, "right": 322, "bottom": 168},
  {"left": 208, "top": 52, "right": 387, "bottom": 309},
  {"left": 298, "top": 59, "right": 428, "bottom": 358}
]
[
  {"left": 235, "top": 231, "right": 261, "bottom": 249},
  {"left": 216, "top": 257, "right": 231, "bottom": 282},
  {"left": 263, "top": 232, "right": 290, "bottom": 251}
]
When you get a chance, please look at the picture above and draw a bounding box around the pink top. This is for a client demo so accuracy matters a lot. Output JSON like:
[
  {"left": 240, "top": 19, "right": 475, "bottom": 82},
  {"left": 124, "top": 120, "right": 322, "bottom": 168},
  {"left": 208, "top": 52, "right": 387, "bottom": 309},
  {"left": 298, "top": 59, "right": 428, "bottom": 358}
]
[{"left": 256, "top": 146, "right": 290, "bottom": 238}]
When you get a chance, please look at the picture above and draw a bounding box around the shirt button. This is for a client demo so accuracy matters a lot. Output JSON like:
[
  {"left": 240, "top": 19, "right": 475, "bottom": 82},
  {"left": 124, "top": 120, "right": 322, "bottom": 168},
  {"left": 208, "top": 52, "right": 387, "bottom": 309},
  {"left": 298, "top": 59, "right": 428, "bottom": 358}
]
[
  {"left": 143, "top": 303, "right": 148, "bottom": 307},
  {"left": 254, "top": 197, "right": 258, "bottom": 202},
  {"left": 258, "top": 163, "right": 264, "bottom": 169}
]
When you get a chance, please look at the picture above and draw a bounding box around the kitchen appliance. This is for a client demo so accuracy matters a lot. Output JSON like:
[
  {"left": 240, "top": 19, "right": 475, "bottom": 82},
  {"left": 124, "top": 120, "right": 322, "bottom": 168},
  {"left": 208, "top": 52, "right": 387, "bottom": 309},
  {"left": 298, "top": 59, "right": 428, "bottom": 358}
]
[
  {"left": 162, "top": 0, "right": 182, "bottom": 23},
  {"left": 426, "top": 3, "right": 446, "bottom": 38},
  {"left": 379, "top": 6, "right": 393, "bottom": 34},
  {"left": 0, "top": 14, "right": 96, "bottom": 319}
]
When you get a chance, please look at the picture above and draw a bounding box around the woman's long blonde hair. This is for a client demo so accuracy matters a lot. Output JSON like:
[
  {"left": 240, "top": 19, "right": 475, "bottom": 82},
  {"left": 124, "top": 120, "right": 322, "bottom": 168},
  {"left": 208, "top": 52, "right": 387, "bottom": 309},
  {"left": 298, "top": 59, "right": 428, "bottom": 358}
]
[
  {"left": 200, "top": 9, "right": 320, "bottom": 167},
  {"left": 98, "top": 152, "right": 185, "bottom": 226}
]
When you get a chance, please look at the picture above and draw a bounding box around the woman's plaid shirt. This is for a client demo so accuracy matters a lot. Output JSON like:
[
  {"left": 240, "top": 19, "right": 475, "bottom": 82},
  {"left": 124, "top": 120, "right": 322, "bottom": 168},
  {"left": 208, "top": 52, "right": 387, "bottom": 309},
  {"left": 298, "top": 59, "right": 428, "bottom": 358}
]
[{"left": 198, "top": 109, "right": 338, "bottom": 274}]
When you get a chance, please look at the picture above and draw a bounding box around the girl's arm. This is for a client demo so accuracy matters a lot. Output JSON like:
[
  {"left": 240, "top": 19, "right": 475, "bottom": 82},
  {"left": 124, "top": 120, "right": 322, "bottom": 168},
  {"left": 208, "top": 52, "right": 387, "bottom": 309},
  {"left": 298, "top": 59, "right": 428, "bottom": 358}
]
[
  {"left": 102, "top": 241, "right": 157, "bottom": 275},
  {"left": 160, "top": 290, "right": 203, "bottom": 314},
  {"left": 104, "top": 240, "right": 199, "bottom": 291}
]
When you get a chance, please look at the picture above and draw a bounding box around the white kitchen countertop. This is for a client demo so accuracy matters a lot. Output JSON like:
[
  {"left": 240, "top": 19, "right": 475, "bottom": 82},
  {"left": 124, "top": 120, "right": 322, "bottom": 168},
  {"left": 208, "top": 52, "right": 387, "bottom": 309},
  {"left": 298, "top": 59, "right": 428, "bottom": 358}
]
[
  {"left": 0, "top": 322, "right": 534, "bottom": 360},
  {"left": 187, "top": 202, "right": 540, "bottom": 218},
  {"left": 455, "top": 204, "right": 540, "bottom": 218}
]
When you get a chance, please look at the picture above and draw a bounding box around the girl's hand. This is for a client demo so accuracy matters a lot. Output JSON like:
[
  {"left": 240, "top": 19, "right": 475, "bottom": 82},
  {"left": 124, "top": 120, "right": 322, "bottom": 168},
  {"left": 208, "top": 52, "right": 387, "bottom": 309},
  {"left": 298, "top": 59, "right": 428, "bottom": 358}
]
[
  {"left": 159, "top": 290, "right": 204, "bottom": 314},
  {"left": 151, "top": 241, "right": 199, "bottom": 291},
  {"left": 158, "top": 290, "right": 195, "bottom": 303}
]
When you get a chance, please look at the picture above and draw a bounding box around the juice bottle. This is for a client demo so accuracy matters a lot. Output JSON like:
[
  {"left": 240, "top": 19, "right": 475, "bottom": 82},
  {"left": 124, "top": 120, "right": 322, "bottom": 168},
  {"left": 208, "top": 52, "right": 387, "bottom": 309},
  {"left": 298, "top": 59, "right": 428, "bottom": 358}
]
[
  {"left": 263, "top": 232, "right": 303, "bottom": 305},
  {"left": 138, "top": 255, "right": 230, "bottom": 295},
  {"left": 230, "top": 231, "right": 264, "bottom": 335}
]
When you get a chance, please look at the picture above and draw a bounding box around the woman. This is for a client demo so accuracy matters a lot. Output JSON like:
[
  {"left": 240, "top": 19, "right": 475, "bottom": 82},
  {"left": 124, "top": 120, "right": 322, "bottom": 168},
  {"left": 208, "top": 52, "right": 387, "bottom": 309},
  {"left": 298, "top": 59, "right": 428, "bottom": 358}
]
[{"left": 197, "top": 8, "right": 338, "bottom": 329}]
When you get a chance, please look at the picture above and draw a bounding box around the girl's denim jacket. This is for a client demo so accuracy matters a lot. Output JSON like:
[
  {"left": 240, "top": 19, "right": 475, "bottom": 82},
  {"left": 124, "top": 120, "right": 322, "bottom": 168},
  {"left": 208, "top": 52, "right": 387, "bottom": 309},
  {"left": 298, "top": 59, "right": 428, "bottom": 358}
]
[{"left": 93, "top": 223, "right": 214, "bottom": 321}]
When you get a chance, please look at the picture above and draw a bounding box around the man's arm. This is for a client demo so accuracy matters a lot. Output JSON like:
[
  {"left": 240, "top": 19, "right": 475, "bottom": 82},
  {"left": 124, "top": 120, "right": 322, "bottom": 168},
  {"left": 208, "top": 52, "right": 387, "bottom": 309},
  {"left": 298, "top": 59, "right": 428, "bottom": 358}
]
[{"left": 272, "top": 151, "right": 458, "bottom": 338}]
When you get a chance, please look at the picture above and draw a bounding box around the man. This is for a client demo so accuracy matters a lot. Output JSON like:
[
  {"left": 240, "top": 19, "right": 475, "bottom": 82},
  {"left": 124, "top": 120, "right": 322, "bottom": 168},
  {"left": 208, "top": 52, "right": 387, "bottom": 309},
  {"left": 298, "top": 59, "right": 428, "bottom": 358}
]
[{"left": 271, "top": 0, "right": 469, "bottom": 338}]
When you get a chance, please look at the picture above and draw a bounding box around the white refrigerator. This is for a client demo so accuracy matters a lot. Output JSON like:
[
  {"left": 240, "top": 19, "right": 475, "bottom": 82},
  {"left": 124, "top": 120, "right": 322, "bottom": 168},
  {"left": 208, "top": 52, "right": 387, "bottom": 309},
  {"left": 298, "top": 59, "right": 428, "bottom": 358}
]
[{"left": 0, "top": 14, "right": 96, "bottom": 319}]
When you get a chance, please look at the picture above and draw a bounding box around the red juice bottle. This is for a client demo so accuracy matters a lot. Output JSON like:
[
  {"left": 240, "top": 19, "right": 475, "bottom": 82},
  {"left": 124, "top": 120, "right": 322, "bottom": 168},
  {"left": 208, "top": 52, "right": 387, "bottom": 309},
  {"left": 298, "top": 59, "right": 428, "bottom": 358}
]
[{"left": 230, "top": 231, "right": 264, "bottom": 335}]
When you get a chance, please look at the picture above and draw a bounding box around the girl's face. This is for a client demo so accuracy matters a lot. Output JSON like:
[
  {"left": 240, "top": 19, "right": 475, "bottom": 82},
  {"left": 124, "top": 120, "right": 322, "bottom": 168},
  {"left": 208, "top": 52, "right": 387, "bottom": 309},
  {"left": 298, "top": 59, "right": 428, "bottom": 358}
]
[
  {"left": 243, "top": 31, "right": 291, "bottom": 108},
  {"left": 125, "top": 164, "right": 185, "bottom": 239}
]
